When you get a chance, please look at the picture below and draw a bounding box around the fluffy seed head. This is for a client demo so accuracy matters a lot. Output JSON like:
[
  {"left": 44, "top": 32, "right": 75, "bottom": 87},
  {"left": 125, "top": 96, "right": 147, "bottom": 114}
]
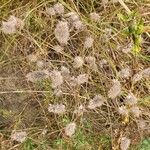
[
  {"left": 73, "top": 20, "right": 85, "bottom": 31},
  {"left": 26, "top": 70, "right": 49, "bottom": 82},
  {"left": 88, "top": 95, "right": 106, "bottom": 109},
  {"left": 53, "top": 45, "right": 64, "bottom": 53},
  {"left": 138, "top": 119, "right": 146, "bottom": 129},
  {"left": 142, "top": 67, "right": 150, "bottom": 78},
  {"left": 125, "top": 93, "right": 137, "bottom": 106},
  {"left": 90, "top": 12, "right": 100, "bottom": 22},
  {"left": 65, "top": 122, "right": 76, "bottom": 137},
  {"left": 54, "top": 88, "right": 63, "bottom": 97},
  {"left": 130, "top": 106, "right": 141, "bottom": 118},
  {"left": 132, "top": 72, "right": 143, "bottom": 83},
  {"left": 64, "top": 12, "right": 79, "bottom": 22},
  {"left": 74, "top": 105, "right": 85, "bottom": 115},
  {"left": 84, "top": 37, "right": 94, "bottom": 48},
  {"left": 48, "top": 104, "right": 65, "bottom": 114},
  {"left": 75, "top": 74, "right": 88, "bottom": 85},
  {"left": 53, "top": 3, "right": 64, "bottom": 15},
  {"left": 61, "top": 66, "right": 70, "bottom": 77},
  {"left": 120, "top": 137, "right": 131, "bottom": 150},
  {"left": 46, "top": 7, "right": 56, "bottom": 16},
  {"left": 54, "top": 21, "right": 69, "bottom": 45},
  {"left": 73, "top": 56, "right": 84, "bottom": 68},
  {"left": 11, "top": 131, "right": 27, "bottom": 143},
  {"left": 85, "top": 56, "right": 98, "bottom": 70},
  {"left": 122, "top": 43, "right": 132, "bottom": 54},
  {"left": 118, "top": 106, "right": 128, "bottom": 116},
  {"left": 119, "top": 67, "right": 131, "bottom": 78},
  {"left": 50, "top": 70, "right": 63, "bottom": 88},
  {"left": 27, "top": 54, "right": 38, "bottom": 62},
  {"left": 108, "top": 80, "right": 121, "bottom": 99},
  {"left": 2, "top": 15, "right": 24, "bottom": 34}
]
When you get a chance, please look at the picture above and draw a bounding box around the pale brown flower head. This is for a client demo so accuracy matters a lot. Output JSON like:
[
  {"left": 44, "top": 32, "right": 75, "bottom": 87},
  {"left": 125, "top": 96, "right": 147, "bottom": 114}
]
[
  {"left": 122, "top": 43, "right": 132, "bottom": 54},
  {"left": 53, "top": 3, "right": 64, "bottom": 15},
  {"left": 75, "top": 74, "right": 88, "bottom": 85},
  {"left": 85, "top": 56, "right": 98, "bottom": 70},
  {"left": 119, "top": 67, "right": 131, "bottom": 78},
  {"left": 88, "top": 95, "right": 106, "bottom": 109},
  {"left": 74, "top": 105, "right": 85, "bottom": 115},
  {"left": 90, "top": 12, "right": 100, "bottom": 22},
  {"left": 142, "top": 67, "right": 150, "bottom": 78},
  {"left": 26, "top": 70, "right": 49, "bottom": 82},
  {"left": 50, "top": 70, "right": 63, "bottom": 88},
  {"left": 65, "top": 122, "right": 76, "bottom": 137},
  {"left": 53, "top": 45, "right": 64, "bottom": 53},
  {"left": 99, "top": 59, "right": 107, "bottom": 68},
  {"left": 130, "top": 106, "right": 141, "bottom": 118},
  {"left": 11, "top": 131, "right": 27, "bottom": 143},
  {"left": 46, "top": 7, "right": 56, "bottom": 16},
  {"left": 73, "top": 20, "right": 85, "bottom": 31},
  {"left": 48, "top": 104, "right": 65, "bottom": 114},
  {"left": 27, "top": 54, "right": 38, "bottom": 62},
  {"left": 108, "top": 80, "right": 121, "bottom": 99},
  {"left": 54, "top": 21, "right": 70, "bottom": 45},
  {"left": 132, "top": 72, "right": 143, "bottom": 83},
  {"left": 125, "top": 93, "right": 137, "bottom": 106},
  {"left": 2, "top": 15, "right": 24, "bottom": 34},
  {"left": 64, "top": 12, "right": 79, "bottom": 22},
  {"left": 84, "top": 37, "right": 94, "bottom": 48},
  {"left": 118, "top": 106, "right": 128, "bottom": 116},
  {"left": 73, "top": 56, "right": 84, "bottom": 68},
  {"left": 54, "top": 88, "right": 63, "bottom": 97},
  {"left": 61, "top": 66, "right": 70, "bottom": 77},
  {"left": 120, "top": 137, "right": 131, "bottom": 150}
]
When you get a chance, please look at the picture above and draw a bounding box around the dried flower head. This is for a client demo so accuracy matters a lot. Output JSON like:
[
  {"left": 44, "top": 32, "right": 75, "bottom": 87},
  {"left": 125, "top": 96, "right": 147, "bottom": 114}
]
[
  {"left": 132, "top": 72, "right": 143, "bottom": 83},
  {"left": 99, "top": 59, "right": 107, "bottom": 68},
  {"left": 85, "top": 56, "right": 98, "bottom": 70},
  {"left": 27, "top": 54, "right": 38, "bottom": 62},
  {"left": 125, "top": 93, "right": 137, "bottom": 106},
  {"left": 73, "top": 56, "right": 84, "bottom": 68},
  {"left": 90, "top": 12, "right": 100, "bottom": 22},
  {"left": 120, "top": 137, "right": 131, "bottom": 150},
  {"left": 53, "top": 45, "right": 64, "bottom": 53},
  {"left": 75, "top": 74, "right": 88, "bottom": 85},
  {"left": 142, "top": 67, "right": 150, "bottom": 78},
  {"left": 48, "top": 104, "right": 65, "bottom": 114},
  {"left": 11, "top": 131, "right": 27, "bottom": 143},
  {"left": 108, "top": 80, "right": 121, "bottom": 99},
  {"left": 73, "top": 20, "right": 85, "bottom": 31},
  {"left": 46, "top": 7, "right": 56, "bottom": 16},
  {"left": 84, "top": 37, "right": 94, "bottom": 48},
  {"left": 53, "top": 3, "right": 64, "bottom": 15},
  {"left": 50, "top": 70, "right": 63, "bottom": 88},
  {"left": 122, "top": 43, "right": 132, "bottom": 54},
  {"left": 61, "top": 66, "right": 70, "bottom": 77},
  {"left": 118, "top": 106, "right": 128, "bottom": 116},
  {"left": 88, "top": 95, "right": 106, "bottom": 109},
  {"left": 64, "top": 12, "right": 79, "bottom": 22},
  {"left": 54, "top": 21, "right": 69, "bottom": 45},
  {"left": 119, "top": 67, "right": 131, "bottom": 78},
  {"left": 26, "top": 70, "right": 49, "bottom": 82},
  {"left": 130, "top": 106, "right": 141, "bottom": 118},
  {"left": 74, "top": 105, "right": 85, "bottom": 115},
  {"left": 54, "top": 88, "right": 63, "bottom": 97},
  {"left": 137, "top": 119, "right": 146, "bottom": 129},
  {"left": 65, "top": 122, "right": 76, "bottom": 137},
  {"left": 2, "top": 15, "right": 24, "bottom": 34}
]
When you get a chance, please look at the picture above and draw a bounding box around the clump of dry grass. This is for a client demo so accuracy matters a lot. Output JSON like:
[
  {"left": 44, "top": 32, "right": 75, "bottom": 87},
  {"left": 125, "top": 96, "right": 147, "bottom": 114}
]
[{"left": 0, "top": 0, "right": 150, "bottom": 149}]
